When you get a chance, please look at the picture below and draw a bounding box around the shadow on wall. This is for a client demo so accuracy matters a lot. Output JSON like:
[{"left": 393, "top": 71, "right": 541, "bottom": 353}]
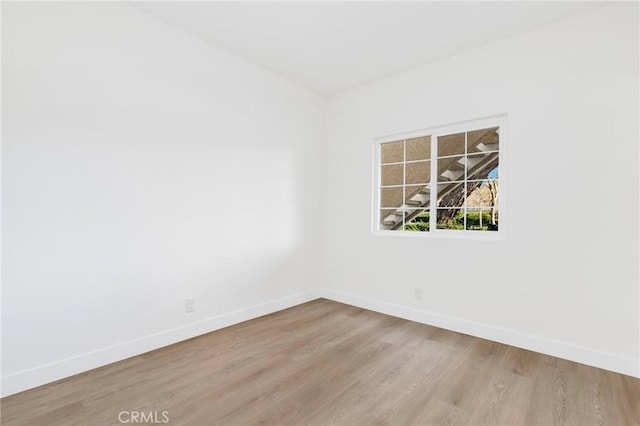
[{"left": 0, "top": 146, "right": 304, "bottom": 379}]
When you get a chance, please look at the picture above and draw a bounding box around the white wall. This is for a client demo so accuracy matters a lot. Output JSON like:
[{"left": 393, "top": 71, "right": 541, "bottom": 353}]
[
  {"left": 1, "top": 3, "right": 324, "bottom": 396},
  {"left": 323, "top": 3, "right": 639, "bottom": 376}
]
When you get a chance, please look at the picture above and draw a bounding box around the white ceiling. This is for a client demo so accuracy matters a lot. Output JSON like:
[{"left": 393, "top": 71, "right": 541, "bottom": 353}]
[{"left": 133, "top": 1, "right": 604, "bottom": 96}]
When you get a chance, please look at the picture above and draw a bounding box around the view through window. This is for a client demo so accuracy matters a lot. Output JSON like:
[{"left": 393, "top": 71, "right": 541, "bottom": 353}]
[{"left": 377, "top": 119, "right": 502, "bottom": 235}]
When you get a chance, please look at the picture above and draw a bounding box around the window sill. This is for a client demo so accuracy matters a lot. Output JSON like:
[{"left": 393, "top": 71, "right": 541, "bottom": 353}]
[{"left": 371, "top": 229, "right": 506, "bottom": 241}]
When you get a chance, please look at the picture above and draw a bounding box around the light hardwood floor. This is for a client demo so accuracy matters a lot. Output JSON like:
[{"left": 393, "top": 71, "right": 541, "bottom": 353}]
[{"left": 1, "top": 299, "right": 638, "bottom": 426}]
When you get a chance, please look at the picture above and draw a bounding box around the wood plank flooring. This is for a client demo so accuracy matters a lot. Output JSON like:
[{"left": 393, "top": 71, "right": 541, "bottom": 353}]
[{"left": 1, "top": 299, "right": 638, "bottom": 425}]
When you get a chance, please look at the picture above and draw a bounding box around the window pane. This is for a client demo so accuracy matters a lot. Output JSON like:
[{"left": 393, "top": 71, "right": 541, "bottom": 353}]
[
  {"left": 381, "top": 141, "right": 403, "bottom": 164},
  {"left": 465, "top": 207, "right": 498, "bottom": 231},
  {"left": 437, "top": 156, "right": 465, "bottom": 182},
  {"left": 405, "top": 161, "right": 430, "bottom": 185},
  {"left": 467, "top": 156, "right": 498, "bottom": 181},
  {"left": 437, "top": 132, "right": 465, "bottom": 157},
  {"left": 405, "top": 185, "right": 430, "bottom": 206},
  {"left": 380, "top": 187, "right": 403, "bottom": 208},
  {"left": 436, "top": 209, "right": 464, "bottom": 230},
  {"left": 381, "top": 164, "right": 403, "bottom": 186},
  {"left": 404, "top": 210, "right": 430, "bottom": 232},
  {"left": 437, "top": 182, "right": 465, "bottom": 209},
  {"left": 467, "top": 127, "right": 499, "bottom": 153},
  {"left": 466, "top": 179, "right": 499, "bottom": 208},
  {"left": 380, "top": 209, "right": 403, "bottom": 230},
  {"left": 406, "top": 136, "right": 431, "bottom": 161}
]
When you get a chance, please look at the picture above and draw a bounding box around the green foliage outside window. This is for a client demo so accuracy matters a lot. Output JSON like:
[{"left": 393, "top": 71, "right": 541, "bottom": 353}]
[{"left": 404, "top": 210, "right": 498, "bottom": 232}]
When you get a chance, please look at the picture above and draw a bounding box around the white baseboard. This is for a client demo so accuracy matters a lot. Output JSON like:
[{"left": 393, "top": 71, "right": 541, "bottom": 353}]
[
  {"left": 320, "top": 288, "right": 640, "bottom": 378},
  {"left": 1, "top": 290, "right": 321, "bottom": 397},
  {"left": 3, "top": 288, "right": 637, "bottom": 397}
]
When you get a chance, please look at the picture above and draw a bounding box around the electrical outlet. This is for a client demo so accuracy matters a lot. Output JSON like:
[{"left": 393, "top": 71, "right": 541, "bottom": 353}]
[
  {"left": 414, "top": 288, "right": 423, "bottom": 300},
  {"left": 185, "top": 298, "right": 196, "bottom": 313}
]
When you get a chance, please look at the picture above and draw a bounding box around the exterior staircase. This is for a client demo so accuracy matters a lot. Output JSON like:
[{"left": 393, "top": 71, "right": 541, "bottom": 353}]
[{"left": 382, "top": 135, "right": 498, "bottom": 230}]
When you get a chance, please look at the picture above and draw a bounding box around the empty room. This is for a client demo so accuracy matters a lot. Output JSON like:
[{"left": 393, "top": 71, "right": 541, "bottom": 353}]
[{"left": 1, "top": 1, "right": 639, "bottom": 425}]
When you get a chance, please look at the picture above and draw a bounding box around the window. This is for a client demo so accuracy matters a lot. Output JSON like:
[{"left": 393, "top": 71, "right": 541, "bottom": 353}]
[{"left": 374, "top": 116, "right": 505, "bottom": 237}]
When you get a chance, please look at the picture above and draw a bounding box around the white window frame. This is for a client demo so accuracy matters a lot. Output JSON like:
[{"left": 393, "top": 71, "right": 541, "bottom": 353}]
[{"left": 372, "top": 114, "right": 507, "bottom": 240}]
